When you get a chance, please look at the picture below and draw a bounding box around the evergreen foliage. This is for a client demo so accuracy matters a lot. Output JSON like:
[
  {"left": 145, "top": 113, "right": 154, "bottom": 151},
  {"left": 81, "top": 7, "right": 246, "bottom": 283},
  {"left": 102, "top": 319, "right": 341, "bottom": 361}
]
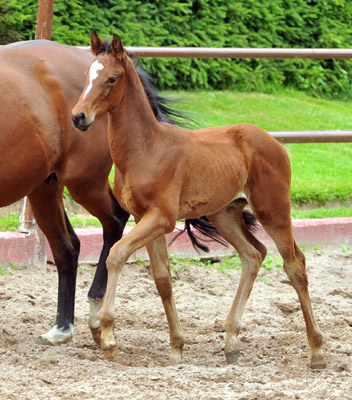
[{"left": 1, "top": 0, "right": 352, "bottom": 98}]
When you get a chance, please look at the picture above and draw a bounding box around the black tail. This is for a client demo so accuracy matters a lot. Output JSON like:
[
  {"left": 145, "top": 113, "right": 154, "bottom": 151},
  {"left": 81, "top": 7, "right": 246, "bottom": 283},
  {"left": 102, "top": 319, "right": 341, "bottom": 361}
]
[
  {"left": 184, "top": 217, "right": 227, "bottom": 252},
  {"left": 242, "top": 210, "right": 258, "bottom": 232},
  {"left": 170, "top": 212, "right": 258, "bottom": 253}
]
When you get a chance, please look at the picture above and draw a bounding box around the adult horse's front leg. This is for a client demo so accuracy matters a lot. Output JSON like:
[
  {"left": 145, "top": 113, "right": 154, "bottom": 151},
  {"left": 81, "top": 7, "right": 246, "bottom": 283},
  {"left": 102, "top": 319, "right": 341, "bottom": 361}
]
[
  {"left": 28, "top": 177, "right": 80, "bottom": 345},
  {"left": 99, "top": 210, "right": 176, "bottom": 359},
  {"left": 67, "top": 184, "right": 130, "bottom": 345}
]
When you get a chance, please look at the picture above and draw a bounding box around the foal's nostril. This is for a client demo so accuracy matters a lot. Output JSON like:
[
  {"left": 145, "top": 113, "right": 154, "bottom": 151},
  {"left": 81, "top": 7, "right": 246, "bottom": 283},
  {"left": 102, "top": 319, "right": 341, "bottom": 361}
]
[
  {"left": 78, "top": 112, "right": 86, "bottom": 125},
  {"left": 72, "top": 112, "right": 86, "bottom": 128}
]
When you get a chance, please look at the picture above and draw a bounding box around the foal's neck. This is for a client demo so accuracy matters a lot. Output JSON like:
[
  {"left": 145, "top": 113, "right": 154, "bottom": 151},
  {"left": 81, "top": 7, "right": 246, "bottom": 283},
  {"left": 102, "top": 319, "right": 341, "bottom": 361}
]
[{"left": 108, "top": 59, "right": 160, "bottom": 165}]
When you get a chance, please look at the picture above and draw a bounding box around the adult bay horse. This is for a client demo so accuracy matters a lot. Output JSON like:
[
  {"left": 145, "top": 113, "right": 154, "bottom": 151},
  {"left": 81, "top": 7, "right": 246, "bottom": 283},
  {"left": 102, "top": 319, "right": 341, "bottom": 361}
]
[
  {"left": 0, "top": 39, "right": 213, "bottom": 347},
  {"left": 72, "top": 32, "right": 326, "bottom": 369}
]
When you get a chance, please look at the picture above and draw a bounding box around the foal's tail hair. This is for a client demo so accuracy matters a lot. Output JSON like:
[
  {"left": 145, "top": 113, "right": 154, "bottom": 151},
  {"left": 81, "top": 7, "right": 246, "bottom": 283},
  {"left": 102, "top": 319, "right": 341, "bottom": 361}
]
[{"left": 171, "top": 212, "right": 258, "bottom": 253}]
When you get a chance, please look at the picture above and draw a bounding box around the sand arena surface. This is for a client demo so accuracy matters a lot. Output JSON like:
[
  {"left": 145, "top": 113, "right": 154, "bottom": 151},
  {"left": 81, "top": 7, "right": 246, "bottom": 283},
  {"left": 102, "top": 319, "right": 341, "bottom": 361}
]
[{"left": 0, "top": 244, "right": 351, "bottom": 399}]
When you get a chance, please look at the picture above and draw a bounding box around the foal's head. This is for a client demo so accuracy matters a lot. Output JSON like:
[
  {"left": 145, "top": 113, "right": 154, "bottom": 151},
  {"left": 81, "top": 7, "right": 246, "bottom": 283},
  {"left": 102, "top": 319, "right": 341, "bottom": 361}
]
[{"left": 72, "top": 31, "right": 127, "bottom": 131}]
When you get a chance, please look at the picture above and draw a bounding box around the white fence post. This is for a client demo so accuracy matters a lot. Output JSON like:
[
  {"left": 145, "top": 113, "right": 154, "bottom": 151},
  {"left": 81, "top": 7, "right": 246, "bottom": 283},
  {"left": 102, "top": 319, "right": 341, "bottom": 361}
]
[{"left": 19, "top": 197, "right": 47, "bottom": 268}]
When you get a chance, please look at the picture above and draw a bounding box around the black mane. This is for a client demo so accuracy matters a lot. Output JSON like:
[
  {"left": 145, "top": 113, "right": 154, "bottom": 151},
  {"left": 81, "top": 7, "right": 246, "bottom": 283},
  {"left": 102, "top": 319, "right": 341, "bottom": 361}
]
[
  {"left": 96, "top": 39, "right": 111, "bottom": 55},
  {"left": 135, "top": 62, "right": 197, "bottom": 128},
  {"left": 97, "top": 39, "right": 197, "bottom": 128}
]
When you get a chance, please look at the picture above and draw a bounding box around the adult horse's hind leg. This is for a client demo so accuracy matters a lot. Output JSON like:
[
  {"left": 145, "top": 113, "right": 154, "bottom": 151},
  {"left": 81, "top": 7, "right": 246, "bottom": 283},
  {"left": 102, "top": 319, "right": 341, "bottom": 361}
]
[
  {"left": 27, "top": 177, "right": 80, "bottom": 345},
  {"left": 207, "top": 199, "right": 267, "bottom": 364},
  {"left": 146, "top": 236, "right": 185, "bottom": 364}
]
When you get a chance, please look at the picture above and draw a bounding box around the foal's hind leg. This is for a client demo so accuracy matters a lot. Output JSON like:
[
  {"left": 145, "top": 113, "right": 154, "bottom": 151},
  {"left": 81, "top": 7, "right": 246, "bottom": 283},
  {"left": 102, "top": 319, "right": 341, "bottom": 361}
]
[
  {"left": 260, "top": 222, "right": 324, "bottom": 368},
  {"left": 146, "top": 236, "right": 185, "bottom": 364},
  {"left": 207, "top": 199, "right": 267, "bottom": 364},
  {"left": 249, "top": 192, "right": 325, "bottom": 368}
]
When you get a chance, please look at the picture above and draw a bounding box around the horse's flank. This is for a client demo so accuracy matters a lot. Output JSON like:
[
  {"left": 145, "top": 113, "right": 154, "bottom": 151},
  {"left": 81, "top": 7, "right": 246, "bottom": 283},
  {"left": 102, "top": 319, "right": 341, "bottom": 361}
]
[{"left": 0, "top": 40, "right": 110, "bottom": 206}]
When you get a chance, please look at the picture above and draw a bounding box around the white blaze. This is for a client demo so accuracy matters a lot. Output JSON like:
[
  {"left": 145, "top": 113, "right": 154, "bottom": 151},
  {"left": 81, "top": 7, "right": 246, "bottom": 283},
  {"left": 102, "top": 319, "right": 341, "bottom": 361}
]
[{"left": 83, "top": 60, "right": 104, "bottom": 99}]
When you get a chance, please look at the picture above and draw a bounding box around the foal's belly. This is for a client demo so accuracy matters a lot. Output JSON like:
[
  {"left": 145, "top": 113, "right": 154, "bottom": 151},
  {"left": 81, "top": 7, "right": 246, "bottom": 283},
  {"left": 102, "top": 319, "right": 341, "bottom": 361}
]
[{"left": 178, "top": 190, "right": 244, "bottom": 219}]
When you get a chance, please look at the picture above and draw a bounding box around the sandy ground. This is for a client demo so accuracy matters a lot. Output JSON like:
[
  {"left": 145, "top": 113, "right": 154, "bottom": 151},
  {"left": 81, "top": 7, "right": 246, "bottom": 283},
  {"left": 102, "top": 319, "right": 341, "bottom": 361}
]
[{"left": 0, "top": 244, "right": 351, "bottom": 400}]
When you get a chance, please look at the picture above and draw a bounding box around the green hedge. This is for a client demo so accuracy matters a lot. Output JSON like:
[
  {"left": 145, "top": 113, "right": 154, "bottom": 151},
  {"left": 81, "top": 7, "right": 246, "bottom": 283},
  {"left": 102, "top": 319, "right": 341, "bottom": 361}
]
[{"left": 1, "top": 0, "right": 352, "bottom": 98}]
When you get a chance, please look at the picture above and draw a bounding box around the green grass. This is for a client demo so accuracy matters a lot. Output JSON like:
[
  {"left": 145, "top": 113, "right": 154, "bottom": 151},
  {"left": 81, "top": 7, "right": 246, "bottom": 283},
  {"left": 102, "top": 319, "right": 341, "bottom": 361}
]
[
  {"left": 166, "top": 88, "right": 352, "bottom": 206},
  {"left": 0, "top": 214, "right": 19, "bottom": 231},
  {"left": 168, "top": 88, "right": 352, "bottom": 131},
  {"left": 167, "top": 253, "right": 282, "bottom": 275},
  {"left": 291, "top": 207, "right": 352, "bottom": 219},
  {"left": 67, "top": 215, "right": 102, "bottom": 228},
  {"left": 288, "top": 143, "right": 352, "bottom": 204}
]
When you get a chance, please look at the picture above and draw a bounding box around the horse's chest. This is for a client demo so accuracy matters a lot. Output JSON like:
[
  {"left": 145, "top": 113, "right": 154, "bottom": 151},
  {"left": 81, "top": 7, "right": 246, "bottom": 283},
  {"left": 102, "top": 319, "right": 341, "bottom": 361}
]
[
  {"left": 113, "top": 176, "right": 146, "bottom": 217},
  {"left": 113, "top": 184, "right": 135, "bottom": 214}
]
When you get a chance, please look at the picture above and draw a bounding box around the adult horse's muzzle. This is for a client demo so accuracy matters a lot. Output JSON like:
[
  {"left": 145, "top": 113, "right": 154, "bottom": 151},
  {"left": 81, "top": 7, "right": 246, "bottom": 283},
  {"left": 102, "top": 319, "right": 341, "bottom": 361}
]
[{"left": 71, "top": 112, "right": 92, "bottom": 131}]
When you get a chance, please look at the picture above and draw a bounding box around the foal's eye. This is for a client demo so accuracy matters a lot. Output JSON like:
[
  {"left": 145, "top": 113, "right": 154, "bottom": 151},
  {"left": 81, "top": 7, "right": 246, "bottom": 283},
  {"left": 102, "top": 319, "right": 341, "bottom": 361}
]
[{"left": 107, "top": 77, "right": 117, "bottom": 85}]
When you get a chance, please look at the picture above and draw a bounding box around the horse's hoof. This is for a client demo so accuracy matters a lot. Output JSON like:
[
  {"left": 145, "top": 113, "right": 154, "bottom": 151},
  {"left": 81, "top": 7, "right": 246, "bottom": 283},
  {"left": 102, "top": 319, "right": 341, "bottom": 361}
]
[
  {"left": 311, "top": 358, "right": 326, "bottom": 369},
  {"left": 35, "top": 336, "right": 54, "bottom": 346},
  {"left": 167, "top": 356, "right": 182, "bottom": 366},
  {"left": 34, "top": 325, "right": 74, "bottom": 346},
  {"left": 310, "top": 351, "right": 326, "bottom": 369},
  {"left": 90, "top": 327, "right": 101, "bottom": 346},
  {"left": 225, "top": 351, "right": 240, "bottom": 364},
  {"left": 103, "top": 346, "right": 117, "bottom": 360}
]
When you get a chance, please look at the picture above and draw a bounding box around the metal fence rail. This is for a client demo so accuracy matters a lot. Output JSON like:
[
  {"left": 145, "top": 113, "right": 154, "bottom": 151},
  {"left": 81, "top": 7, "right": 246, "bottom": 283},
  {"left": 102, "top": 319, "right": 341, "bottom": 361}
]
[
  {"left": 269, "top": 130, "right": 352, "bottom": 143},
  {"left": 80, "top": 46, "right": 352, "bottom": 59},
  {"left": 125, "top": 47, "right": 352, "bottom": 59}
]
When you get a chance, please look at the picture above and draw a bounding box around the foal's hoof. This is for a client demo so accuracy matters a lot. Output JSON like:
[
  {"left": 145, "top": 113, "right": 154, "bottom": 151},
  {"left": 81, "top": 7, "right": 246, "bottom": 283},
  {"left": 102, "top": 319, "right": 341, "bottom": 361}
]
[
  {"left": 311, "top": 351, "right": 326, "bottom": 369},
  {"left": 311, "top": 357, "right": 327, "bottom": 370},
  {"left": 103, "top": 345, "right": 117, "bottom": 360},
  {"left": 167, "top": 354, "right": 182, "bottom": 366},
  {"left": 90, "top": 327, "right": 102, "bottom": 346},
  {"left": 225, "top": 351, "right": 240, "bottom": 364}
]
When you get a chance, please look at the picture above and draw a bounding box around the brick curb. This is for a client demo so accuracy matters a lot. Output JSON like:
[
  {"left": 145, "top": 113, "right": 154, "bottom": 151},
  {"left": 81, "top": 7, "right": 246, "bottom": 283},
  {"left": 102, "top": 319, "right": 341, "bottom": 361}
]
[{"left": 1, "top": 218, "right": 351, "bottom": 265}]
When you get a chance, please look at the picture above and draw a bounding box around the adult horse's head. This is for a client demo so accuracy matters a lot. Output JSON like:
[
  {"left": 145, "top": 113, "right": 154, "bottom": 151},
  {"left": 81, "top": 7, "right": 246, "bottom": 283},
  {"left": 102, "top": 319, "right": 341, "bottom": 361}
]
[{"left": 72, "top": 31, "right": 127, "bottom": 131}]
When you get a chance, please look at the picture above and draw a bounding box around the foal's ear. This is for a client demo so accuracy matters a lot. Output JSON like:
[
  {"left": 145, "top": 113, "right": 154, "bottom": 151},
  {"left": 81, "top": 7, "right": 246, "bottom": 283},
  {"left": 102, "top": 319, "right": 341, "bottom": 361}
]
[
  {"left": 110, "top": 33, "right": 126, "bottom": 61},
  {"left": 90, "top": 30, "right": 103, "bottom": 55}
]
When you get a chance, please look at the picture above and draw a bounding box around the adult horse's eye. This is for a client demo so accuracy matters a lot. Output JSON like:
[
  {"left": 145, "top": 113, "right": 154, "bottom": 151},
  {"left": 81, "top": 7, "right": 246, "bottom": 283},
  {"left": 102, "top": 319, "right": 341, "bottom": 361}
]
[{"left": 107, "top": 77, "right": 117, "bottom": 85}]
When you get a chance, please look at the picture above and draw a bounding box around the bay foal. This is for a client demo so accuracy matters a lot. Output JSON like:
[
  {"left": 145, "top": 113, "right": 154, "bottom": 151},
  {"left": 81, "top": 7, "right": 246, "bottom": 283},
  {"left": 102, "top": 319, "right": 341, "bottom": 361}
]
[{"left": 72, "top": 32, "right": 325, "bottom": 368}]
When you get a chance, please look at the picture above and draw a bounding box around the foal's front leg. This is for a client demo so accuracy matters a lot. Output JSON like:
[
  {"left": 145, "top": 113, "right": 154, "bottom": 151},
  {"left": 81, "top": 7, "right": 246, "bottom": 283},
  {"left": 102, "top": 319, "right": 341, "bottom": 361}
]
[
  {"left": 146, "top": 236, "right": 185, "bottom": 364},
  {"left": 99, "top": 210, "right": 176, "bottom": 359}
]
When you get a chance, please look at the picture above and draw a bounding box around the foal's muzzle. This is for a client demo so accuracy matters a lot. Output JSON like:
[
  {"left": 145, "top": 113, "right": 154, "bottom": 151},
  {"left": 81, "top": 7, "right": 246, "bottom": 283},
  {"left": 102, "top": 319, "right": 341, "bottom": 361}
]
[{"left": 71, "top": 112, "right": 92, "bottom": 131}]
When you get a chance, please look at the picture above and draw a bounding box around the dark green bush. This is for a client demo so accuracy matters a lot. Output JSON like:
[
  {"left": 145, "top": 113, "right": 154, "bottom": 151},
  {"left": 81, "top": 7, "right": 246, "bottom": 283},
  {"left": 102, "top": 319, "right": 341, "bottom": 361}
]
[{"left": 1, "top": 0, "right": 352, "bottom": 98}]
